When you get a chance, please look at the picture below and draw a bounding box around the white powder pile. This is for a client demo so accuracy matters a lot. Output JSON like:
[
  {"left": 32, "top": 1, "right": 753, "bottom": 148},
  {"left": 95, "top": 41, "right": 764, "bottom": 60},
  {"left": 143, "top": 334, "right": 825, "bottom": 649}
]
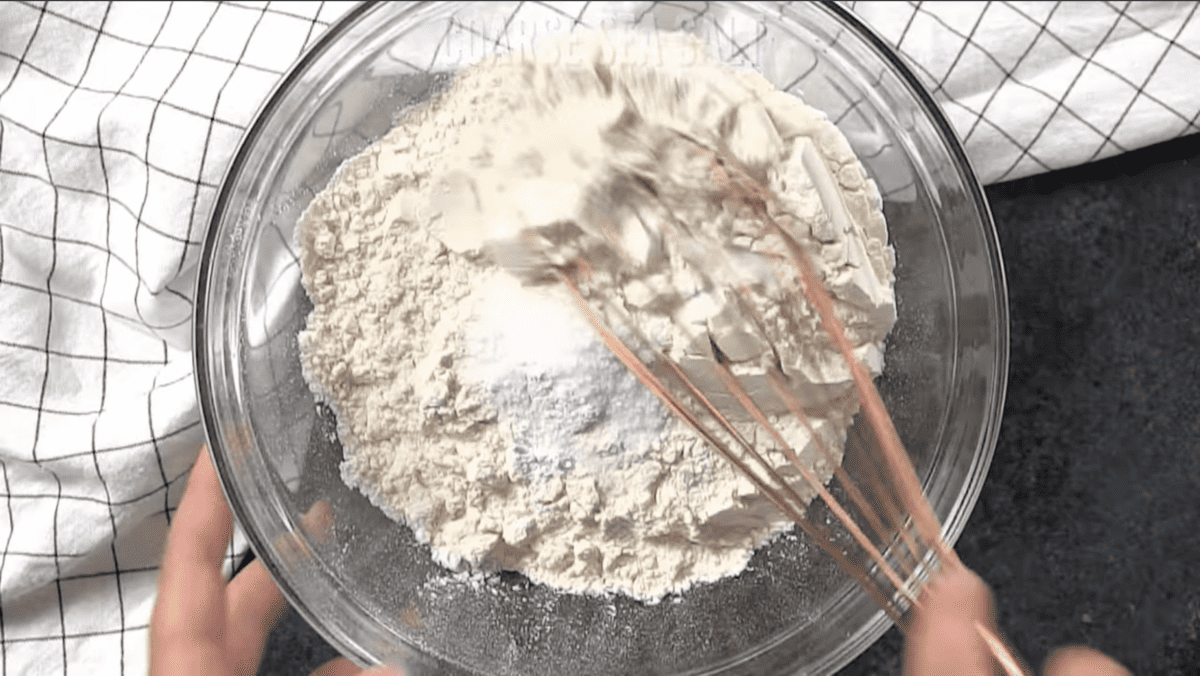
[{"left": 297, "top": 30, "right": 896, "bottom": 601}]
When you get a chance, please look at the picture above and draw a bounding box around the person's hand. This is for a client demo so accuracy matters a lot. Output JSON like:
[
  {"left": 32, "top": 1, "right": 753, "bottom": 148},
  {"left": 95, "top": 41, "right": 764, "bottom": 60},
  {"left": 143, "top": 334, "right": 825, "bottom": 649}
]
[
  {"left": 150, "top": 445, "right": 403, "bottom": 676},
  {"left": 905, "top": 562, "right": 1131, "bottom": 676}
]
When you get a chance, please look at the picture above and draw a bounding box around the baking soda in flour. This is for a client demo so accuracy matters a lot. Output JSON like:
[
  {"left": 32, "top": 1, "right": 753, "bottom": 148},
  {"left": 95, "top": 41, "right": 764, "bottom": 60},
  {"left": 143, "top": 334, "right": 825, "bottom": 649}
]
[{"left": 297, "top": 30, "right": 896, "bottom": 600}]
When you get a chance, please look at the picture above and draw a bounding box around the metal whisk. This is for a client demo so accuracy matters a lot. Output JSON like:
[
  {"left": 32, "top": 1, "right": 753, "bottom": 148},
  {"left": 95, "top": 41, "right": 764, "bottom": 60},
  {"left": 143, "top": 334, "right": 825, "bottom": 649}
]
[{"left": 510, "top": 127, "right": 1030, "bottom": 675}]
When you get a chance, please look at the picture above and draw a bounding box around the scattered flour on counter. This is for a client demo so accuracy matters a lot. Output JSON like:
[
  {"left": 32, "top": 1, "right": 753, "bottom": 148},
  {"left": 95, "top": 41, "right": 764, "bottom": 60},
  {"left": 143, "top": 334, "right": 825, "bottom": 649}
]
[{"left": 297, "top": 30, "right": 895, "bottom": 601}]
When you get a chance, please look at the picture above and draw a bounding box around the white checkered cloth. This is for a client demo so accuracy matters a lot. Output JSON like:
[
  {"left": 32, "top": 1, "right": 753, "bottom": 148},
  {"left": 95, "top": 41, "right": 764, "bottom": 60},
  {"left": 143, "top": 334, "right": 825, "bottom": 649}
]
[{"left": 0, "top": 2, "right": 1196, "bottom": 674}]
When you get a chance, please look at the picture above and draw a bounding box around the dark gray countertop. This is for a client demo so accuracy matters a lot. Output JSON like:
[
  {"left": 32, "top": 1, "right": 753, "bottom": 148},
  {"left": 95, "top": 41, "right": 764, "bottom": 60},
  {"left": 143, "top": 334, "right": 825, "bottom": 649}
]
[{"left": 259, "top": 134, "right": 1200, "bottom": 676}]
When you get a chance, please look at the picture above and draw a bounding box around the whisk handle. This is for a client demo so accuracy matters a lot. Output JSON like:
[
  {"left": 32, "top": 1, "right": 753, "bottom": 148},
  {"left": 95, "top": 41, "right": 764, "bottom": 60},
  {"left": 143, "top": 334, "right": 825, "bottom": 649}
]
[{"left": 975, "top": 622, "right": 1033, "bottom": 676}]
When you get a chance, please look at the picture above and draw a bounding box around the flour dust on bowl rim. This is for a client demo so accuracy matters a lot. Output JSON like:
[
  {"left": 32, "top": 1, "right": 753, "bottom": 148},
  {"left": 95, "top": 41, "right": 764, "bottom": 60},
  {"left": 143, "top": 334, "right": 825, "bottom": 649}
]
[{"left": 193, "top": 3, "right": 1008, "bottom": 675}]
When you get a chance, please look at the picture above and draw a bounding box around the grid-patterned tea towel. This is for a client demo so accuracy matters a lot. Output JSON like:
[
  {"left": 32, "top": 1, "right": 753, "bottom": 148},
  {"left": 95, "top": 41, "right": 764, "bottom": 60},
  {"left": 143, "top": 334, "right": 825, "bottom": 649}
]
[{"left": 0, "top": 2, "right": 1196, "bottom": 674}]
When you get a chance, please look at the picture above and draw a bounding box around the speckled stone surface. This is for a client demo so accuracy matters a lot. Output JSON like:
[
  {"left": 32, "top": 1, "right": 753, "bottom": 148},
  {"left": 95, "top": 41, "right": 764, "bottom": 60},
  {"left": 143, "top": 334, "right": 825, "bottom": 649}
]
[{"left": 258, "top": 134, "right": 1200, "bottom": 676}]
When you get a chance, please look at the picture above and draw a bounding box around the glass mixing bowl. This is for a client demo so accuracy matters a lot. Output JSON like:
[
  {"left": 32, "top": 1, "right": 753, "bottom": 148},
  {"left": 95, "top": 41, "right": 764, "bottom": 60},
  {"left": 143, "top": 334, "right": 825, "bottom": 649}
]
[{"left": 194, "top": 2, "right": 1008, "bottom": 674}]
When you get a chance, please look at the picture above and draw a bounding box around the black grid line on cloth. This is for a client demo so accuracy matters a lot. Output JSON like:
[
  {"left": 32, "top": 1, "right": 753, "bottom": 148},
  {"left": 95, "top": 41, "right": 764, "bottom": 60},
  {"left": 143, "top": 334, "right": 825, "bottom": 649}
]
[
  {"left": 84, "top": 4, "right": 140, "bottom": 668},
  {"left": 442, "top": 14, "right": 512, "bottom": 59},
  {"left": 927, "top": 0, "right": 992, "bottom": 98},
  {"left": 90, "top": 19, "right": 179, "bottom": 628},
  {"left": 816, "top": 14, "right": 910, "bottom": 200},
  {"left": 979, "top": 0, "right": 1065, "bottom": 182},
  {"left": 0, "top": 115, "right": 220, "bottom": 239},
  {"left": 176, "top": 3, "right": 271, "bottom": 277},
  {"left": 0, "top": 213, "right": 5, "bottom": 531},
  {"left": 254, "top": 224, "right": 303, "bottom": 349},
  {"left": 0, "top": 278, "right": 191, "bottom": 334},
  {"left": 1086, "top": 0, "right": 1200, "bottom": 163},
  {"left": 1001, "top": 1, "right": 1200, "bottom": 135},
  {"left": 830, "top": 65, "right": 887, "bottom": 129},
  {"left": 526, "top": 1, "right": 583, "bottom": 28},
  {"left": 0, "top": 336, "right": 165, "bottom": 366},
  {"left": 0, "top": 399, "right": 101, "bottom": 418},
  {"left": 948, "top": 3, "right": 1071, "bottom": 143},
  {"left": 893, "top": 1, "right": 922, "bottom": 56},
  {"left": 0, "top": 2, "right": 334, "bottom": 672},
  {"left": 0, "top": 120, "right": 4, "bottom": 276},
  {"left": 1104, "top": 0, "right": 1200, "bottom": 56},
  {"left": 1003, "top": 1, "right": 1196, "bottom": 132},
  {"left": 40, "top": 421, "right": 201, "bottom": 464},
  {"left": 632, "top": 1, "right": 710, "bottom": 28},
  {"left": 873, "top": 0, "right": 1113, "bottom": 180},
  {"left": 226, "top": 0, "right": 323, "bottom": 24},
  {"left": 14, "top": 0, "right": 289, "bottom": 79},
  {"left": 0, "top": 117, "right": 211, "bottom": 238},
  {"left": 10, "top": 355, "right": 189, "bottom": 411},
  {"left": 45, "top": 500, "right": 81, "bottom": 671},
  {"left": 425, "top": 17, "right": 459, "bottom": 73},
  {"left": 572, "top": 1, "right": 592, "bottom": 27},
  {"left": 782, "top": 55, "right": 820, "bottom": 95},
  {"left": 0, "top": 3, "right": 45, "bottom": 100},
  {"left": 130, "top": 0, "right": 220, "bottom": 332},
  {"left": 992, "top": 2, "right": 1126, "bottom": 181},
  {"left": 0, "top": 624, "right": 148, "bottom": 644},
  {"left": 0, "top": 49, "right": 248, "bottom": 137},
  {"left": 912, "top": 4, "right": 1054, "bottom": 176},
  {"left": 708, "top": 16, "right": 770, "bottom": 65},
  {"left": 927, "top": 3, "right": 1048, "bottom": 146},
  {"left": 0, "top": 460, "right": 14, "bottom": 674},
  {"left": 299, "top": 1, "right": 329, "bottom": 49},
  {"left": 860, "top": 3, "right": 1066, "bottom": 169},
  {"left": 269, "top": 217, "right": 300, "bottom": 267},
  {"left": 857, "top": 141, "right": 894, "bottom": 161},
  {"left": 0, "top": 213, "right": 195, "bottom": 305},
  {"left": 58, "top": 565, "right": 158, "bottom": 583},
  {"left": 32, "top": 1, "right": 112, "bottom": 460},
  {"left": 31, "top": 10, "right": 113, "bottom": 665},
  {"left": 2, "top": 550, "right": 88, "bottom": 561},
  {"left": 151, "top": 364, "right": 174, "bottom": 528},
  {"left": 1114, "top": 2, "right": 1200, "bottom": 62},
  {"left": 254, "top": 269, "right": 303, "bottom": 348},
  {"left": 492, "top": 0, "right": 523, "bottom": 51}
]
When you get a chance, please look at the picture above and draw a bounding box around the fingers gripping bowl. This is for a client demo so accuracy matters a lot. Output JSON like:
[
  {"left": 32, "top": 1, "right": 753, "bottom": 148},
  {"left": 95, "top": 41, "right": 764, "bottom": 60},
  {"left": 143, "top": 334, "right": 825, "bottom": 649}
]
[{"left": 194, "top": 3, "right": 1008, "bottom": 675}]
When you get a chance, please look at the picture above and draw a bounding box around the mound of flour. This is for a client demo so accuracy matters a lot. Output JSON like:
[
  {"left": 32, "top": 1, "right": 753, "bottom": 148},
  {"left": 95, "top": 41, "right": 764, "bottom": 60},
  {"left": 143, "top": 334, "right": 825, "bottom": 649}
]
[{"left": 297, "top": 31, "right": 895, "bottom": 600}]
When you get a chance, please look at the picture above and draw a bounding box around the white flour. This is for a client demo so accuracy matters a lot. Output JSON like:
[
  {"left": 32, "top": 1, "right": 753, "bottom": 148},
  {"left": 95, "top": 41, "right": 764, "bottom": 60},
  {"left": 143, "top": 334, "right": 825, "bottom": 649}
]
[{"left": 297, "top": 31, "right": 896, "bottom": 601}]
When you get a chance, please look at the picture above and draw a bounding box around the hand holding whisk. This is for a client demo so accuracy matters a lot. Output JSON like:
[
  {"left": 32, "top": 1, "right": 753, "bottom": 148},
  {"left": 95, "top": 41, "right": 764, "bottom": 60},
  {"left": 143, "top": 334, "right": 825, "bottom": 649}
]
[{"left": 508, "top": 127, "right": 1128, "bottom": 675}]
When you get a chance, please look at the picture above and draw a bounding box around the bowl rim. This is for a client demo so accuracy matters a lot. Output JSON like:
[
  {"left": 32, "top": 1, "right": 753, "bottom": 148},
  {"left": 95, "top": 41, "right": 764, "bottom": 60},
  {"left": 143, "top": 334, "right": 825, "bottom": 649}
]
[
  {"left": 194, "top": 2, "right": 1010, "bottom": 673},
  {"left": 192, "top": 0, "right": 384, "bottom": 665},
  {"left": 819, "top": 0, "right": 1010, "bottom": 554}
]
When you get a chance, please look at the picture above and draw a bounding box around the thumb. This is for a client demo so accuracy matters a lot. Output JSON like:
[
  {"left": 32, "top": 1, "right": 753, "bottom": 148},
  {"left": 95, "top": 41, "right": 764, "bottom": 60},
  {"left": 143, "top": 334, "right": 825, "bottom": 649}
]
[
  {"left": 1044, "top": 646, "right": 1130, "bottom": 676},
  {"left": 904, "top": 562, "right": 996, "bottom": 676}
]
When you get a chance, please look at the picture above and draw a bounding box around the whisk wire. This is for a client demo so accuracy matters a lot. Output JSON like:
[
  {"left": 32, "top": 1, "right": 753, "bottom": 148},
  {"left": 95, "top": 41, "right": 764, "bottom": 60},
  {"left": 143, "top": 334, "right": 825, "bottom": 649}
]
[
  {"left": 551, "top": 136, "right": 1028, "bottom": 674},
  {"left": 843, "top": 421, "right": 923, "bottom": 577},
  {"left": 709, "top": 142, "right": 959, "bottom": 570},
  {"left": 709, "top": 144, "right": 1030, "bottom": 674},
  {"left": 558, "top": 273, "right": 911, "bottom": 624},
  {"left": 767, "top": 371, "right": 921, "bottom": 580}
]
